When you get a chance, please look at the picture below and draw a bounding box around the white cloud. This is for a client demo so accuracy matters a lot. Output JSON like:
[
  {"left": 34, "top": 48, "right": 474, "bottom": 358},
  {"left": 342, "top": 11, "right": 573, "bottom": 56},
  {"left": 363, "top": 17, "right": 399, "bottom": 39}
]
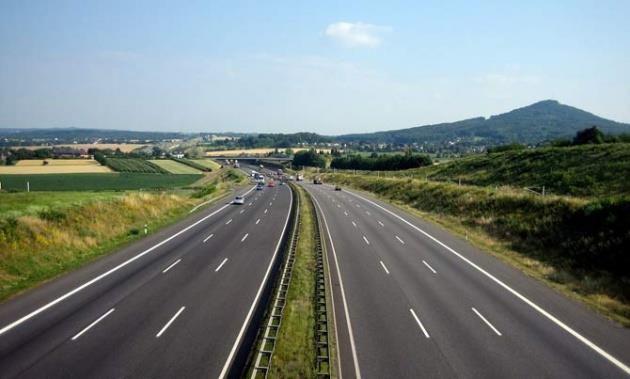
[
  {"left": 473, "top": 73, "right": 541, "bottom": 86},
  {"left": 324, "top": 22, "right": 391, "bottom": 48}
]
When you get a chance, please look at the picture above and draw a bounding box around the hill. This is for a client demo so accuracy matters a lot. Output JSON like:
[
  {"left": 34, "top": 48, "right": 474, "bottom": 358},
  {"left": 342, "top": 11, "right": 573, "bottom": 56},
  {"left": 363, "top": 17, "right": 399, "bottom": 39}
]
[
  {"left": 398, "top": 143, "right": 630, "bottom": 197},
  {"left": 337, "top": 100, "right": 630, "bottom": 148}
]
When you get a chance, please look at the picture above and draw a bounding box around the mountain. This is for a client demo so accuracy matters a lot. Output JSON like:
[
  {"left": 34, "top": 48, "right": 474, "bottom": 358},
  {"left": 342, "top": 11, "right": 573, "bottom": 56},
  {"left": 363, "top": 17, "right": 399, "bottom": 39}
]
[
  {"left": 0, "top": 127, "right": 188, "bottom": 143},
  {"left": 337, "top": 100, "right": 630, "bottom": 147}
]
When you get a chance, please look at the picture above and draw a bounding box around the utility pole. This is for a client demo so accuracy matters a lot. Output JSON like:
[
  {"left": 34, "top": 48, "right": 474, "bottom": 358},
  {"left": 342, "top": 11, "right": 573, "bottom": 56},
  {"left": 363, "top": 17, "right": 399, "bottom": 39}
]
[{"left": 27, "top": 181, "right": 30, "bottom": 192}]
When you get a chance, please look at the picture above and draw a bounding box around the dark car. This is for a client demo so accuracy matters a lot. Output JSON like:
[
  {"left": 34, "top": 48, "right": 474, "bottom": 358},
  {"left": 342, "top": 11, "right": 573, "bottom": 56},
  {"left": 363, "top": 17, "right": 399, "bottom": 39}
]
[{"left": 334, "top": 185, "right": 342, "bottom": 191}]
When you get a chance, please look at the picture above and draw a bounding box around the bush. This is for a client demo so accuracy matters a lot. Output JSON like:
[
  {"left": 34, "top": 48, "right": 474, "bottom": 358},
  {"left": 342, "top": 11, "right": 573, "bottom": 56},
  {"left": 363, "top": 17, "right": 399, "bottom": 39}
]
[{"left": 330, "top": 153, "right": 432, "bottom": 171}]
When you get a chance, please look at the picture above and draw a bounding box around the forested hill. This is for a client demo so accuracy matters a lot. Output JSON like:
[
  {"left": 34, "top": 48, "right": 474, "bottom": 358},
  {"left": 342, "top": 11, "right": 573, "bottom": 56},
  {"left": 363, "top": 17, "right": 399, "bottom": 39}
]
[{"left": 336, "top": 100, "right": 630, "bottom": 146}]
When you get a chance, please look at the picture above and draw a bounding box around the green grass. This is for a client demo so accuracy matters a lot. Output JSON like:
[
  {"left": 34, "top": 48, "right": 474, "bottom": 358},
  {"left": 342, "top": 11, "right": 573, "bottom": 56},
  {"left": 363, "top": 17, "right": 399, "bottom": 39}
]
[
  {"left": 269, "top": 185, "right": 317, "bottom": 377},
  {"left": 105, "top": 158, "right": 167, "bottom": 173},
  {"left": 401, "top": 143, "right": 630, "bottom": 197},
  {"left": 0, "top": 191, "right": 124, "bottom": 219},
  {"left": 149, "top": 159, "right": 202, "bottom": 174},
  {"left": 0, "top": 173, "right": 202, "bottom": 191},
  {"left": 191, "top": 159, "right": 221, "bottom": 171}
]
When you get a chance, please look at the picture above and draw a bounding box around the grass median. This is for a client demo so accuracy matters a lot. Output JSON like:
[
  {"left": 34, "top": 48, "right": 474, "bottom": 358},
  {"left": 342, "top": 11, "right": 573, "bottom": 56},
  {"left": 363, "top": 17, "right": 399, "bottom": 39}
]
[{"left": 268, "top": 184, "right": 317, "bottom": 377}]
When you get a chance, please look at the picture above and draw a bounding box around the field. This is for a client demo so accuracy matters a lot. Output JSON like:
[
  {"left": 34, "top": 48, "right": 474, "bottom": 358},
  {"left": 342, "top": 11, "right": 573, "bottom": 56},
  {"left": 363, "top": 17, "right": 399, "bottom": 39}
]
[
  {"left": 0, "top": 191, "right": 123, "bottom": 219},
  {"left": 190, "top": 159, "right": 221, "bottom": 171},
  {"left": 149, "top": 159, "right": 202, "bottom": 174},
  {"left": 0, "top": 159, "right": 112, "bottom": 174},
  {"left": 0, "top": 173, "right": 202, "bottom": 191},
  {"left": 20, "top": 143, "right": 147, "bottom": 152},
  {"left": 205, "top": 147, "right": 331, "bottom": 156},
  {"left": 105, "top": 158, "right": 167, "bottom": 173}
]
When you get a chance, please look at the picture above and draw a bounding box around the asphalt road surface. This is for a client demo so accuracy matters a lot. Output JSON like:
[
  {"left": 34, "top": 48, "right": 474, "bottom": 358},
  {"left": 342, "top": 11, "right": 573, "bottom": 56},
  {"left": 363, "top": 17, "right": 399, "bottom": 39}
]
[
  {"left": 0, "top": 182, "right": 293, "bottom": 378},
  {"left": 302, "top": 182, "right": 630, "bottom": 379}
]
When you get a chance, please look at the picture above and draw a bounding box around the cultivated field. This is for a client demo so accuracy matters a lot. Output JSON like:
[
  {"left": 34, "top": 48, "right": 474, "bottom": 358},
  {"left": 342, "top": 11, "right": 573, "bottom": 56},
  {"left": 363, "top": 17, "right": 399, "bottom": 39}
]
[
  {"left": 205, "top": 147, "right": 331, "bottom": 156},
  {"left": 149, "top": 159, "right": 202, "bottom": 174},
  {"left": 20, "top": 143, "right": 147, "bottom": 152},
  {"left": 0, "top": 173, "right": 201, "bottom": 191},
  {"left": 0, "top": 159, "right": 112, "bottom": 174},
  {"left": 190, "top": 159, "right": 221, "bottom": 170}
]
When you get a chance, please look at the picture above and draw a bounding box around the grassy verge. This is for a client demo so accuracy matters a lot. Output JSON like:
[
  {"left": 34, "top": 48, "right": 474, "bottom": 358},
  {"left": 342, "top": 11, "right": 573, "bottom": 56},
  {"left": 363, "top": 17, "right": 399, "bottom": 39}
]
[
  {"left": 0, "top": 167, "right": 243, "bottom": 302},
  {"left": 320, "top": 173, "right": 630, "bottom": 327},
  {"left": 269, "top": 185, "right": 317, "bottom": 377},
  {"left": 0, "top": 173, "right": 202, "bottom": 191}
]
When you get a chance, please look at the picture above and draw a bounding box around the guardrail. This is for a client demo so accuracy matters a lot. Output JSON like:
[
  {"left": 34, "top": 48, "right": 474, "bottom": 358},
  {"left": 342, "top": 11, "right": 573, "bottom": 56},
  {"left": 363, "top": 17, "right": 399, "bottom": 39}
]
[
  {"left": 249, "top": 186, "right": 301, "bottom": 378},
  {"left": 313, "top": 206, "right": 331, "bottom": 377}
]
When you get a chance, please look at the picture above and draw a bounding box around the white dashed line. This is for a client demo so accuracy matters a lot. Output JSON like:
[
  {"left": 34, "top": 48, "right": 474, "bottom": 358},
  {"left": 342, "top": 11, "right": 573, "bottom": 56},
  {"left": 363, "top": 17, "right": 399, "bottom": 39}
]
[
  {"left": 378, "top": 221, "right": 384, "bottom": 227},
  {"left": 410, "top": 309, "right": 430, "bottom": 338},
  {"left": 362, "top": 236, "right": 370, "bottom": 245},
  {"left": 472, "top": 307, "right": 502, "bottom": 336},
  {"left": 241, "top": 233, "right": 249, "bottom": 242},
  {"left": 366, "top": 211, "right": 371, "bottom": 216},
  {"left": 264, "top": 209, "right": 268, "bottom": 214},
  {"left": 422, "top": 260, "right": 437, "bottom": 274},
  {"left": 395, "top": 236, "right": 405, "bottom": 245},
  {"left": 256, "top": 218, "right": 261, "bottom": 225},
  {"left": 344, "top": 211, "right": 348, "bottom": 216},
  {"left": 215, "top": 258, "right": 228, "bottom": 272},
  {"left": 239, "top": 209, "right": 244, "bottom": 214},
  {"left": 379, "top": 261, "right": 390, "bottom": 275},
  {"left": 352, "top": 221, "right": 357, "bottom": 228},
  {"left": 162, "top": 259, "right": 181, "bottom": 273},
  {"left": 71, "top": 308, "right": 115, "bottom": 341},
  {"left": 225, "top": 219, "right": 232, "bottom": 225},
  {"left": 203, "top": 234, "right": 214, "bottom": 243},
  {"left": 156, "top": 306, "right": 185, "bottom": 338}
]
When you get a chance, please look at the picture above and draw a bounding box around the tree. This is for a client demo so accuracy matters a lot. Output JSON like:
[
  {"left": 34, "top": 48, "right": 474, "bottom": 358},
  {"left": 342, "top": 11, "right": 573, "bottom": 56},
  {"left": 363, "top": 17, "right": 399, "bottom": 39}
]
[
  {"left": 292, "top": 149, "right": 326, "bottom": 168},
  {"left": 573, "top": 126, "right": 604, "bottom": 145}
]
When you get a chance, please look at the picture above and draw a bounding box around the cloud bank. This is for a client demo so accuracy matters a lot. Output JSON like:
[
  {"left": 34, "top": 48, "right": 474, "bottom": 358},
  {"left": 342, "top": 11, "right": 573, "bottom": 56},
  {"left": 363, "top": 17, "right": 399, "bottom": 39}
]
[{"left": 324, "top": 22, "right": 391, "bottom": 48}]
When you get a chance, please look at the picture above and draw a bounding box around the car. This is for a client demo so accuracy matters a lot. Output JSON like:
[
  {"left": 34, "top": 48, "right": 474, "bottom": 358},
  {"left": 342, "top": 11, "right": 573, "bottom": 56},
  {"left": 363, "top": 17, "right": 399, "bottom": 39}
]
[
  {"left": 313, "top": 177, "right": 322, "bottom": 184},
  {"left": 233, "top": 195, "right": 245, "bottom": 205},
  {"left": 334, "top": 185, "right": 342, "bottom": 191},
  {"left": 268, "top": 180, "right": 275, "bottom": 187},
  {"left": 256, "top": 184, "right": 264, "bottom": 190}
]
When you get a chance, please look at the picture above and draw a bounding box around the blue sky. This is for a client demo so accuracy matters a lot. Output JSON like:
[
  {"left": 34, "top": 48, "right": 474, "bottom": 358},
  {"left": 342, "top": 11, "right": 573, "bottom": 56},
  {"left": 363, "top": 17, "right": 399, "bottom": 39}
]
[{"left": 1, "top": 0, "right": 628, "bottom": 134}]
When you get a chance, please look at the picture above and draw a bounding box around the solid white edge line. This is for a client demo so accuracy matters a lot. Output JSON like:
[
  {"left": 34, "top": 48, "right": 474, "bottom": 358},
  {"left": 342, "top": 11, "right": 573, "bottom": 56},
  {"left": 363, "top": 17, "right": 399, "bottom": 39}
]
[
  {"left": 395, "top": 235, "right": 405, "bottom": 245},
  {"left": 71, "top": 308, "right": 115, "bottom": 341},
  {"left": 156, "top": 306, "right": 185, "bottom": 338},
  {"left": 162, "top": 259, "right": 182, "bottom": 273},
  {"left": 203, "top": 233, "right": 214, "bottom": 243},
  {"left": 0, "top": 186, "right": 256, "bottom": 337},
  {"left": 409, "top": 308, "right": 430, "bottom": 338},
  {"left": 345, "top": 189, "right": 630, "bottom": 375},
  {"left": 218, "top": 185, "right": 293, "bottom": 379},
  {"left": 422, "top": 260, "right": 437, "bottom": 274},
  {"left": 379, "top": 261, "right": 390, "bottom": 275},
  {"left": 472, "top": 307, "right": 502, "bottom": 336},
  {"left": 215, "top": 258, "right": 228, "bottom": 272},
  {"left": 311, "top": 195, "right": 362, "bottom": 379},
  {"left": 241, "top": 233, "right": 249, "bottom": 242},
  {"left": 362, "top": 236, "right": 370, "bottom": 245}
]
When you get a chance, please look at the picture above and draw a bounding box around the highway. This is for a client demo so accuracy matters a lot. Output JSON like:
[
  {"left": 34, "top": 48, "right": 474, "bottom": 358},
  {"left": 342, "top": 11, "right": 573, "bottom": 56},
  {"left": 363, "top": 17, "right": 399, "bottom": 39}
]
[
  {"left": 0, "top": 180, "right": 293, "bottom": 378},
  {"left": 302, "top": 182, "right": 630, "bottom": 378}
]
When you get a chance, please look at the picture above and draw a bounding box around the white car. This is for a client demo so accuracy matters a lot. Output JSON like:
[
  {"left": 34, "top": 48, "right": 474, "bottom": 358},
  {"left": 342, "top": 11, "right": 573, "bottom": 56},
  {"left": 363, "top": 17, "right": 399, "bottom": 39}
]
[{"left": 233, "top": 196, "right": 245, "bottom": 205}]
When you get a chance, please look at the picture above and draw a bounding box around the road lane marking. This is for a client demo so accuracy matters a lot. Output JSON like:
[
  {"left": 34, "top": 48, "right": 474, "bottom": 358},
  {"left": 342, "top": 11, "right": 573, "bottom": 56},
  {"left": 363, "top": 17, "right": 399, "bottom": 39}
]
[
  {"left": 378, "top": 221, "right": 384, "bottom": 227},
  {"left": 264, "top": 209, "right": 268, "bottom": 214},
  {"left": 203, "top": 234, "right": 214, "bottom": 243},
  {"left": 240, "top": 209, "right": 244, "bottom": 214},
  {"left": 162, "top": 259, "right": 181, "bottom": 273},
  {"left": 351, "top": 221, "right": 357, "bottom": 228},
  {"left": 337, "top": 204, "right": 341, "bottom": 208},
  {"left": 379, "top": 261, "right": 390, "bottom": 275},
  {"left": 71, "top": 308, "right": 115, "bottom": 341},
  {"left": 256, "top": 218, "right": 261, "bottom": 225},
  {"left": 344, "top": 211, "right": 348, "bottom": 216},
  {"left": 345, "top": 189, "right": 630, "bottom": 375},
  {"left": 395, "top": 235, "right": 405, "bottom": 245},
  {"left": 472, "top": 307, "right": 502, "bottom": 336},
  {"left": 311, "top": 196, "right": 362, "bottom": 379},
  {"left": 219, "top": 186, "right": 294, "bottom": 379},
  {"left": 362, "top": 236, "right": 370, "bottom": 245},
  {"left": 215, "top": 258, "right": 228, "bottom": 272},
  {"left": 241, "top": 233, "right": 249, "bottom": 242},
  {"left": 225, "top": 219, "right": 232, "bottom": 225},
  {"left": 410, "top": 309, "right": 430, "bottom": 338},
  {"left": 0, "top": 186, "right": 257, "bottom": 337},
  {"left": 422, "top": 260, "right": 437, "bottom": 274},
  {"left": 366, "top": 211, "right": 371, "bottom": 216},
  {"left": 269, "top": 202, "right": 272, "bottom": 206},
  {"left": 156, "top": 306, "right": 185, "bottom": 338}
]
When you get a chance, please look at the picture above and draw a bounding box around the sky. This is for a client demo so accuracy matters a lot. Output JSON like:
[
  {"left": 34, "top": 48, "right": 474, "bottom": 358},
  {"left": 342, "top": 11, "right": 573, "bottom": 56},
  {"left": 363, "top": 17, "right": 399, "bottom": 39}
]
[{"left": 1, "top": 0, "right": 629, "bottom": 135}]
